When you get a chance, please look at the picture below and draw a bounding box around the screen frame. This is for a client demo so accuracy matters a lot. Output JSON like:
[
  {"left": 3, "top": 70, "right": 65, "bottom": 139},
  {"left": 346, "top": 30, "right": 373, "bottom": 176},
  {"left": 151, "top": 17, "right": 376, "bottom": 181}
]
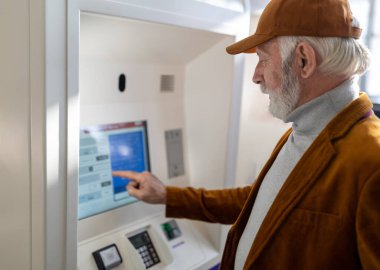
[{"left": 78, "top": 120, "right": 151, "bottom": 220}]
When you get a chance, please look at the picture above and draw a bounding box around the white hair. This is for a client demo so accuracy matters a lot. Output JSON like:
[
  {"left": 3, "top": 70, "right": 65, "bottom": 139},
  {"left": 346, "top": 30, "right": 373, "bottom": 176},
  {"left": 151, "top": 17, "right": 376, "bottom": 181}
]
[{"left": 277, "top": 36, "right": 372, "bottom": 78}]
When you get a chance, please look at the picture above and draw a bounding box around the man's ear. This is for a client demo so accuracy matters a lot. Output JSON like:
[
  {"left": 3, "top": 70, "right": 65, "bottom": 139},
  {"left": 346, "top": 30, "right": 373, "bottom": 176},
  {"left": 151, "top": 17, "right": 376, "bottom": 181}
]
[{"left": 294, "top": 42, "right": 317, "bottom": 79}]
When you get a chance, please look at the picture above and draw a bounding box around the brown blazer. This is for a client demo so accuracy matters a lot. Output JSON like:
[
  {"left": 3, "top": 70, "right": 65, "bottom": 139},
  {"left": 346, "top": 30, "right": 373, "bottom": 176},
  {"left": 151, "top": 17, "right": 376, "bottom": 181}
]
[{"left": 166, "top": 93, "right": 380, "bottom": 270}]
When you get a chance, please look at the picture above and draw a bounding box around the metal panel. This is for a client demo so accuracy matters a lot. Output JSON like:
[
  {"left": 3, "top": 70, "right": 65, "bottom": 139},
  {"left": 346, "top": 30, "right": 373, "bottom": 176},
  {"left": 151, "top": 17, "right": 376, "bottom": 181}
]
[{"left": 165, "top": 129, "right": 185, "bottom": 178}]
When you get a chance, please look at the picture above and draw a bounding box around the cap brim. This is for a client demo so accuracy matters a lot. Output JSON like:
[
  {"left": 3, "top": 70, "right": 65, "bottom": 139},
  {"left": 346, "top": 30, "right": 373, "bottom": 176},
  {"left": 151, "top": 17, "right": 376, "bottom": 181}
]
[{"left": 226, "top": 34, "right": 275, "bottom": 55}]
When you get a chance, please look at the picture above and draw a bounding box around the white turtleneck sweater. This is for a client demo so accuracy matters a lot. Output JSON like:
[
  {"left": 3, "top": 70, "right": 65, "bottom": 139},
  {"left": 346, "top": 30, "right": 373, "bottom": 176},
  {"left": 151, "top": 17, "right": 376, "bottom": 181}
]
[{"left": 234, "top": 79, "right": 360, "bottom": 270}]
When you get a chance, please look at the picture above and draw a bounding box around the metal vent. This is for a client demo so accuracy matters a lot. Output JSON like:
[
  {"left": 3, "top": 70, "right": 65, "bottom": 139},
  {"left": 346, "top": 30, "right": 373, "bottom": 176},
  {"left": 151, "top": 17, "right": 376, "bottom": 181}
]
[
  {"left": 165, "top": 129, "right": 185, "bottom": 178},
  {"left": 160, "top": 75, "right": 175, "bottom": 92}
]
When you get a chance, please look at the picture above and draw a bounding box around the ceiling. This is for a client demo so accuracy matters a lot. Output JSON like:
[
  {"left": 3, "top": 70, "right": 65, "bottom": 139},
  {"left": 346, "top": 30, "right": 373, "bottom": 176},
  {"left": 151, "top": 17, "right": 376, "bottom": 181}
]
[{"left": 80, "top": 12, "right": 231, "bottom": 64}]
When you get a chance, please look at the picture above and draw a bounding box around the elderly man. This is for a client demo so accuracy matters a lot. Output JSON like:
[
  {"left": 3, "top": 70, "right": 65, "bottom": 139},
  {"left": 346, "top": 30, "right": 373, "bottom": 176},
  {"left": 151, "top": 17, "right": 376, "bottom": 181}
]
[{"left": 113, "top": 0, "right": 380, "bottom": 269}]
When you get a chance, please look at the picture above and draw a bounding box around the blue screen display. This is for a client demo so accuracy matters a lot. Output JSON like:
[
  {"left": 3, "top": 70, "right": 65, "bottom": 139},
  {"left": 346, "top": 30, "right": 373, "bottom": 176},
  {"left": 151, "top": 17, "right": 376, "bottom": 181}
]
[
  {"left": 109, "top": 131, "right": 147, "bottom": 195},
  {"left": 78, "top": 121, "right": 150, "bottom": 219}
]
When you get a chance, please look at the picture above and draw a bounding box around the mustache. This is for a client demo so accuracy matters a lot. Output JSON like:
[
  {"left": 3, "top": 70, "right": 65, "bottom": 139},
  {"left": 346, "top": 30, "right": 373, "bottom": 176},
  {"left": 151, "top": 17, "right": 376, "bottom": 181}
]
[{"left": 260, "top": 85, "right": 269, "bottom": 94}]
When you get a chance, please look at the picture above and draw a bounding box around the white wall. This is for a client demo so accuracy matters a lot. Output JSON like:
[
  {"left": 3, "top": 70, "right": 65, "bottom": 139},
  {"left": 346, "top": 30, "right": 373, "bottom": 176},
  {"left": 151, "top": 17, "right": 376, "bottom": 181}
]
[
  {"left": 183, "top": 36, "right": 234, "bottom": 250},
  {"left": 184, "top": 37, "right": 234, "bottom": 190},
  {"left": 0, "top": 0, "right": 68, "bottom": 269},
  {"left": 235, "top": 16, "right": 290, "bottom": 187},
  {"left": 0, "top": 1, "right": 31, "bottom": 269},
  {"left": 0, "top": 0, "right": 47, "bottom": 269}
]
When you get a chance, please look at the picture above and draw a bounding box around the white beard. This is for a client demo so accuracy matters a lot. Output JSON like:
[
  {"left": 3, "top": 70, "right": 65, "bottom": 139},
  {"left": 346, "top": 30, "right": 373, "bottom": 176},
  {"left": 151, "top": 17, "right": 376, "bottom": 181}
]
[{"left": 261, "top": 54, "right": 301, "bottom": 121}]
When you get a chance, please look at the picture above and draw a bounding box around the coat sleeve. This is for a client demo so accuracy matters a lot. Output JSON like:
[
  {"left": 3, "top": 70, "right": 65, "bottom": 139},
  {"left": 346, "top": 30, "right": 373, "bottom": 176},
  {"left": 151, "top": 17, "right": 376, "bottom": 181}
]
[
  {"left": 356, "top": 169, "right": 380, "bottom": 269},
  {"left": 165, "top": 185, "right": 252, "bottom": 224}
]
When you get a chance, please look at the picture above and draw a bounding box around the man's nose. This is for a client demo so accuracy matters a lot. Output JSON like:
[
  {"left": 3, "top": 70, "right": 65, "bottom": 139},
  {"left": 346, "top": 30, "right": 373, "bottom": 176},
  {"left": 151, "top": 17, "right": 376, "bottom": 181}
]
[{"left": 252, "top": 68, "right": 262, "bottom": 84}]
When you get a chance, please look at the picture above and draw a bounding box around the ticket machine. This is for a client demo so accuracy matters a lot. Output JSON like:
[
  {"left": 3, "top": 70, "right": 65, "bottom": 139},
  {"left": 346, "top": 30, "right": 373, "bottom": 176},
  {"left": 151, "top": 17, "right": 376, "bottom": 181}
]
[{"left": 70, "top": 1, "right": 250, "bottom": 269}]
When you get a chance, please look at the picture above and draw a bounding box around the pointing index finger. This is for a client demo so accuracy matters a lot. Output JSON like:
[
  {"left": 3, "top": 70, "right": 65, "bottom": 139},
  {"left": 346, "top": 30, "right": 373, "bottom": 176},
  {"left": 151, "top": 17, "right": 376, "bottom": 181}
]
[{"left": 112, "top": 171, "right": 140, "bottom": 182}]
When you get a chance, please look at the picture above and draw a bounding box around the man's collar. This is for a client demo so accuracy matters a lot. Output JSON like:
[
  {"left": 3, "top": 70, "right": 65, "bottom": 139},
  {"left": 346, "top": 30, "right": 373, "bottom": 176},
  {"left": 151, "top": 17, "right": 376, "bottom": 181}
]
[{"left": 284, "top": 78, "right": 360, "bottom": 136}]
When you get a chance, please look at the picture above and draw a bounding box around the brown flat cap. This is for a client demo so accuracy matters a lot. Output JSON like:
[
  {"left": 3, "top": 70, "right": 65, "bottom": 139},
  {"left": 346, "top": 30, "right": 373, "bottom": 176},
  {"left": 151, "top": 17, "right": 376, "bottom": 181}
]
[{"left": 226, "top": 0, "right": 362, "bottom": 54}]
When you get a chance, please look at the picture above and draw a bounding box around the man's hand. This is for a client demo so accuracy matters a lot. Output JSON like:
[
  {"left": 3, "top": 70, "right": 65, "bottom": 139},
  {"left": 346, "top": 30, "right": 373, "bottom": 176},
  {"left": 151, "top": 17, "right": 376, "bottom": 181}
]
[{"left": 111, "top": 171, "right": 167, "bottom": 204}]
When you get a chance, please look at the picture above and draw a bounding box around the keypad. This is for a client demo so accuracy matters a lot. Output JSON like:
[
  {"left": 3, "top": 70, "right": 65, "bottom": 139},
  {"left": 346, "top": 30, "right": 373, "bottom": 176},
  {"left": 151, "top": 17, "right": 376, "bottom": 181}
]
[{"left": 129, "top": 231, "right": 160, "bottom": 269}]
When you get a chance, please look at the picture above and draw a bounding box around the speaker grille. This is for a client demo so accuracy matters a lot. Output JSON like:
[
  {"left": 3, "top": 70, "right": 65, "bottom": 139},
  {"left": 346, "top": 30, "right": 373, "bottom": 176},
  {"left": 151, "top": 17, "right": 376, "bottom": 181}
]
[{"left": 160, "top": 75, "right": 175, "bottom": 92}]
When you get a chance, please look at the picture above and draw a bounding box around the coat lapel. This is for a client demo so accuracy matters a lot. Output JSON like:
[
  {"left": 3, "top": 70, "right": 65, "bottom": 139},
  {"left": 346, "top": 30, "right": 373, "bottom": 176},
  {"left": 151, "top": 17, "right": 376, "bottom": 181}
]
[
  {"left": 245, "top": 131, "right": 336, "bottom": 265},
  {"left": 222, "top": 129, "right": 293, "bottom": 266}
]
